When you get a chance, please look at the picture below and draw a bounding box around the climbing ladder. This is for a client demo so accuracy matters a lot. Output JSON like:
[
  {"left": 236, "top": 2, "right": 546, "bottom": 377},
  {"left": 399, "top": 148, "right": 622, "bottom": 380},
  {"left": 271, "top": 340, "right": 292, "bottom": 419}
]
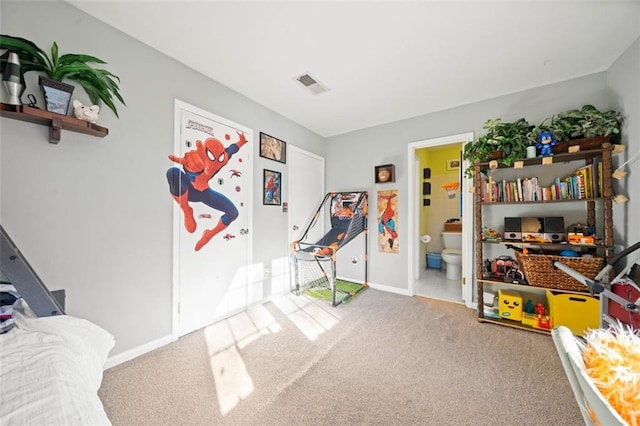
[{"left": 0, "top": 225, "right": 64, "bottom": 317}]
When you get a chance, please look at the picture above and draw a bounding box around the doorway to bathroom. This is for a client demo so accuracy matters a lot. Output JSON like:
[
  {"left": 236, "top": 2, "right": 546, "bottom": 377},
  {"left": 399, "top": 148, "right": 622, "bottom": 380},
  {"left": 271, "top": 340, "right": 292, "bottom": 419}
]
[{"left": 407, "top": 132, "right": 474, "bottom": 307}]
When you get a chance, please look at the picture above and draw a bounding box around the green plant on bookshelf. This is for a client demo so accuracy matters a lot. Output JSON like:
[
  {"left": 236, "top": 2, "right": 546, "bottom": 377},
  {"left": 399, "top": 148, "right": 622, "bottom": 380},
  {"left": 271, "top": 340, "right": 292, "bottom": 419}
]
[
  {"left": 464, "top": 117, "right": 533, "bottom": 177},
  {"left": 526, "top": 115, "right": 571, "bottom": 146},
  {"left": 529, "top": 105, "right": 623, "bottom": 146}
]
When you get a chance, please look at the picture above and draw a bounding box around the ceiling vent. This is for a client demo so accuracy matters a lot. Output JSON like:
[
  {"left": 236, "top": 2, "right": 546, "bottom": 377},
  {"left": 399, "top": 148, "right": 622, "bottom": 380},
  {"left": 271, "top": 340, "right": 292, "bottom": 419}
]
[{"left": 295, "top": 72, "right": 330, "bottom": 95}]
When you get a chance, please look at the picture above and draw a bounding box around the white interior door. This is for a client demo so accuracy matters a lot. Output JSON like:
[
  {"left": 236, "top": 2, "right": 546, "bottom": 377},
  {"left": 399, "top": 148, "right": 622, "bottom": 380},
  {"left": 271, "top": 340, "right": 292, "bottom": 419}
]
[
  {"left": 288, "top": 146, "right": 325, "bottom": 254},
  {"left": 172, "top": 100, "right": 253, "bottom": 337}
]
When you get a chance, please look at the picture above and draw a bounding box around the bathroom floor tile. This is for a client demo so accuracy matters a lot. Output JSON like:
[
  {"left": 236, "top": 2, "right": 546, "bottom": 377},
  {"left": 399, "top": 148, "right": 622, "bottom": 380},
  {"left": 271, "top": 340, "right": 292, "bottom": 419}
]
[{"left": 415, "top": 267, "right": 464, "bottom": 304}]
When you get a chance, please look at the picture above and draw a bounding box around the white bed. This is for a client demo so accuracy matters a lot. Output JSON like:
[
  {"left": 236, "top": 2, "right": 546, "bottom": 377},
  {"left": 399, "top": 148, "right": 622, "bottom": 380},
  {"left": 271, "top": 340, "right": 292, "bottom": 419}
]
[{"left": 0, "top": 300, "right": 115, "bottom": 425}]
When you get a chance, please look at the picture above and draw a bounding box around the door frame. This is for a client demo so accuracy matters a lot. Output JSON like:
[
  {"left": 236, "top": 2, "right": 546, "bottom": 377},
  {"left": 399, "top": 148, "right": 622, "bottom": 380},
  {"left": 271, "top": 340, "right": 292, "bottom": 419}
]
[{"left": 406, "top": 132, "right": 474, "bottom": 308}]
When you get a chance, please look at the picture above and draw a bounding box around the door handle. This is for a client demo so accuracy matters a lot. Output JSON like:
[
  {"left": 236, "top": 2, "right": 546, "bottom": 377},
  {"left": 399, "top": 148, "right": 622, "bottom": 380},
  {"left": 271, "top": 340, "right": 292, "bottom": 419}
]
[{"left": 293, "top": 225, "right": 299, "bottom": 230}]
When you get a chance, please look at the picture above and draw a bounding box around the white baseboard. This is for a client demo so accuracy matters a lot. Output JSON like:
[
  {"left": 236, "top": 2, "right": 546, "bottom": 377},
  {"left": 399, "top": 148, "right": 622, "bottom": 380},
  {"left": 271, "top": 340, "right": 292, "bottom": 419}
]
[
  {"left": 104, "top": 334, "right": 174, "bottom": 370},
  {"left": 336, "top": 276, "right": 411, "bottom": 297},
  {"left": 367, "top": 282, "right": 411, "bottom": 296}
]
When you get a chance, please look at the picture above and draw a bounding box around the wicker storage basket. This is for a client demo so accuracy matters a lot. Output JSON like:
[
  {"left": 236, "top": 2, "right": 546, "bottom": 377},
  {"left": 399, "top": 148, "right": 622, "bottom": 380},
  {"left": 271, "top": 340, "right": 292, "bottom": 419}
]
[{"left": 514, "top": 252, "right": 604, "bottom": 292}]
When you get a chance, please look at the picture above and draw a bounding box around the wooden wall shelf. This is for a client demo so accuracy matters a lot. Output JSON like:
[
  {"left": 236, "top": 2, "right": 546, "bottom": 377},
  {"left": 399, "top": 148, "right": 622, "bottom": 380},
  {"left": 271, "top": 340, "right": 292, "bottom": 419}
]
[{"left": 0, "top": 103, "right": 108, "bottom": 144}]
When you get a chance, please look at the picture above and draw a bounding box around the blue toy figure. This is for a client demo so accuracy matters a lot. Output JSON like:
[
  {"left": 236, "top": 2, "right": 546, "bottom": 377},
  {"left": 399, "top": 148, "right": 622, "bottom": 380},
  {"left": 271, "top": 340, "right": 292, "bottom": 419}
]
[{"left": 536, "top": 131, "right": 556, "bottom": 157}]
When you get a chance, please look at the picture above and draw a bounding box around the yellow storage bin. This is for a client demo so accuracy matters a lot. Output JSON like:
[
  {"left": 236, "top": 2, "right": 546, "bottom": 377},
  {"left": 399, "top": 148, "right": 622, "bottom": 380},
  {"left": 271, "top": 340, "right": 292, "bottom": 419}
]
[
  {"left": 546, "top": 290, "right": 599, "bottom": 335},
  {"left": 499, "top": 289, "right": 523, "bottom": 321},
  {"left": 521, "top": 312, "right": 538, "bottom": 328}
]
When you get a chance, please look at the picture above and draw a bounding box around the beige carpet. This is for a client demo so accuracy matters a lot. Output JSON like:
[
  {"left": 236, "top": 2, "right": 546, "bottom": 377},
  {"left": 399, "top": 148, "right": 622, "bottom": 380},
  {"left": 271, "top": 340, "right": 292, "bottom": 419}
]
[{"left": 99, "top": 289, "right": 582, "bottom": 425}]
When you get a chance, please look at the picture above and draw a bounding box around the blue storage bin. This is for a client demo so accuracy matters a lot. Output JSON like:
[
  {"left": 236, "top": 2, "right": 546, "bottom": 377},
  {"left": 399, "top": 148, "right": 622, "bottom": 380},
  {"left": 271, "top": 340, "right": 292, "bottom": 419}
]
[{"left": 427, "top": 252, "right": 442, "bottom": 269}]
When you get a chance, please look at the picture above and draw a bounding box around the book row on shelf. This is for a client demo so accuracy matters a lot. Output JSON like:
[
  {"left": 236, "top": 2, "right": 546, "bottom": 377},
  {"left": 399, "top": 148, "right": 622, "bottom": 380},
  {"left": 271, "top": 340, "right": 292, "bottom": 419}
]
[{"left": 479, "top": 161, "right": 603, "bottom": 203}]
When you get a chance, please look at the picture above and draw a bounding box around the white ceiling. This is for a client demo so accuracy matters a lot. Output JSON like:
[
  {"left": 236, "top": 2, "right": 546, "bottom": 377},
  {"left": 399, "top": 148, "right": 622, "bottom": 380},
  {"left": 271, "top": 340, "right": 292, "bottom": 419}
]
[{"left": 67, "top": 1, "right": 640, "bottom": 138}]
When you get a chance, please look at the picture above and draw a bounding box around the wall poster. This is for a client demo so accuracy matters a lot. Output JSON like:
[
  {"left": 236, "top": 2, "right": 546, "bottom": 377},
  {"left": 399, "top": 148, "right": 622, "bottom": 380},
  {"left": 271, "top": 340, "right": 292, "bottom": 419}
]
[
  {"left": 263, "top": 169, "right": 282, "bottom": 205},
  {"left": 377, "top": 189, "right": 398, "bottom": 253}
]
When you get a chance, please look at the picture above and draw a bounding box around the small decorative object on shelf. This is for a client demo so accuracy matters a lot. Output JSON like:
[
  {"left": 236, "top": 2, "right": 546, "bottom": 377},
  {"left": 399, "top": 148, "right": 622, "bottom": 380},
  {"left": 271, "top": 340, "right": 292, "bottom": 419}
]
[
  {"left": 536, "top": 131, "right": 556, "bottom": 157},
  {"left": 2, "top": 51, "right": 25, "bottom": 105},
  {"left": 375, "top": 164, "right": 395, "bottom": 183},
  {"left": 40, "top": 76, "right": 74, "bottom": 115},
  {"left": 72, "top": 100, "right": 99, "bottom": 123}
]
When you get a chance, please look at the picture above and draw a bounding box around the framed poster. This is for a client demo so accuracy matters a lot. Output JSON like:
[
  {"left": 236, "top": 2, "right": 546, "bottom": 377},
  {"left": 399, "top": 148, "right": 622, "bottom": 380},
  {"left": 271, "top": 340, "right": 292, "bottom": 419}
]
[
  {"left": 260, "top": 132, "right": 287, "bottom": 164},
  {"left": 263, "top": 169, "right": 282, "bottom": 205},
  {"left": 377, "top": 189, "right": 398, "bottom": 253},
  {"left": 447, "top": 158, "right": 460, "bottom": 170}
]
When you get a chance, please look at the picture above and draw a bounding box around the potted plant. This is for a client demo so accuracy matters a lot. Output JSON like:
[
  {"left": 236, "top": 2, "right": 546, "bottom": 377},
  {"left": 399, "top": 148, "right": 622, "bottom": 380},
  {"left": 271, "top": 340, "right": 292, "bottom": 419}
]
[
  {"left": 0, "top": 35, "right": 125, "bottom": 117},
  {"left": 526, "top": 115, "right": 568, "bottom": 146},
  {"left": 463, "top": 117, "right": 532, "bottom": 177},
  {"left": 538, "top": 105, "right": 623, "bottom": 153},
  {"left": 556, "top": 105, "right": 622, "bottom": 139}
]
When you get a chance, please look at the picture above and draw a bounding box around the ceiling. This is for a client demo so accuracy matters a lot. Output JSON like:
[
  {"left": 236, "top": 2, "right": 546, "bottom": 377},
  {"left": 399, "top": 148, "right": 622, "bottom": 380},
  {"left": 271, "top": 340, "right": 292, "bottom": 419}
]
[{"left": 67, "top": 1, "right": 640, "bottom": 138}]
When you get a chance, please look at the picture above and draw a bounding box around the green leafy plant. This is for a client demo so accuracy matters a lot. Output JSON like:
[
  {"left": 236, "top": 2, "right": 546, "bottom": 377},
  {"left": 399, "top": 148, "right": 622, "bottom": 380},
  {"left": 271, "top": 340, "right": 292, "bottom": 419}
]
[
  {"left": 526, "top": 115, "right": 570, "bottom": 146},
  {"left": 526, "top": 105, "right": 623, "bottom": 146},
  {"left": 463, "top": 117, "right": 533, "bottom": 177},
  {"left": 554, "top": 104, "right": 622, "bottom": 140},
  {"left": 0, "top": 35, "right": 125, "bottom": 117}
]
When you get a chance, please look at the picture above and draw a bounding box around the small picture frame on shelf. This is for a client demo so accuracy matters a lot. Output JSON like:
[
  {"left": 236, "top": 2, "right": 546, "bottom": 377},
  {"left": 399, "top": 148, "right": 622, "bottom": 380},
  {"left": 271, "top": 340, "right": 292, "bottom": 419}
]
[{"left": 375, "top": 164, "right": 395, "bottom": 183}]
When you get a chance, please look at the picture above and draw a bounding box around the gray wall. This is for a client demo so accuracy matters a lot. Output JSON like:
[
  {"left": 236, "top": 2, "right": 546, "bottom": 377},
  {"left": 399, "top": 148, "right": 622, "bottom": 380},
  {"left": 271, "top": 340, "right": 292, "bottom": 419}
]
[
  {"left": 607, "top": 38, "right": 640, "bottom": 248},
  {"left": 0, "top": 1, "right": 325, "bottom": 356}
]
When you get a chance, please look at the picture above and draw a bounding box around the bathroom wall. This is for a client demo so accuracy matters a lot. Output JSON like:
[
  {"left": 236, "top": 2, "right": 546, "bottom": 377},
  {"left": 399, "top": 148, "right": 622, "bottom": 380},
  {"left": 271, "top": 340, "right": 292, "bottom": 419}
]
[{"left": 419, "top": 144, "right": 462, "bottom": 255}]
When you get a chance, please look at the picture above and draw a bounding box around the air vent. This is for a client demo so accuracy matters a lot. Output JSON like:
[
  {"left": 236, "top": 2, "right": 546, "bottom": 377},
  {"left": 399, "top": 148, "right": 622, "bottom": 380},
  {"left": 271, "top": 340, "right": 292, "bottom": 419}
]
[
  {"left": 297, "top": 74, "right": 317, "bottom": 87},
  {"left": 295, "top": 72, "right": 330, "bottom": 95}
]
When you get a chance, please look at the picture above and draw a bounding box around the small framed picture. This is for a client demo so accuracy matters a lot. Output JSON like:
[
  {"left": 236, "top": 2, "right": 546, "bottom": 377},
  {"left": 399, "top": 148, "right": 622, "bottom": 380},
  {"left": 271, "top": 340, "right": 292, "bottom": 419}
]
[
  {"left": 260, "top": 132, "right": 287, "bottom": 164},
  {"left": 375, "top": 164, "right": 395, "bottom": 183},
  {"left": 263, "top": 169, "right": 282, "bottom": 205},
  {"left": 446, "top": 159, "right": 460, "bottom": 171}
]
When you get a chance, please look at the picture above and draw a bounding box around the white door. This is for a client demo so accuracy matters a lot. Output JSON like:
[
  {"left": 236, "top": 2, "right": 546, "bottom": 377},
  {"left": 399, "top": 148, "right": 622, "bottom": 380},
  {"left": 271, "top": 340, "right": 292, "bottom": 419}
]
[
  {"left": 171, "top": 100, "right": 253, "bottom": 337},
  {"left": 288, "top": 146, "right": 325, "bottom": 253}
]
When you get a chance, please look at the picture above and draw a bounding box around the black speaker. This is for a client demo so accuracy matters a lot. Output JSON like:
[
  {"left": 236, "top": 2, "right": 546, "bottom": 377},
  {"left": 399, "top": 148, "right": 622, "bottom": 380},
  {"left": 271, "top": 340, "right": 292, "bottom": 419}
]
[
  {"left": 543, "top": 217, "right": 565, "bottom": 242},
  {"left": 503, "top": 217, "right": 522, "bottom": 241}
]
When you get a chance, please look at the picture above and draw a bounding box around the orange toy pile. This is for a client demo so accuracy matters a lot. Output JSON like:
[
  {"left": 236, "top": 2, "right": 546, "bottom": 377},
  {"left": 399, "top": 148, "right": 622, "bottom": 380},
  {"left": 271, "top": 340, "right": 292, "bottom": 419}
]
[{"left": 581, "top": 323, "right": 640, "bottom": 425}]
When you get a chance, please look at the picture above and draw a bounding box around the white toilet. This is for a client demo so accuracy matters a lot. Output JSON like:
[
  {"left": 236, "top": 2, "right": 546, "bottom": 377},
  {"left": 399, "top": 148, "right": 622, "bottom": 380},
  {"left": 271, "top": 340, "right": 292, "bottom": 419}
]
[{"left": 441, "top": 231, "right": 462, "bottom": 280}]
